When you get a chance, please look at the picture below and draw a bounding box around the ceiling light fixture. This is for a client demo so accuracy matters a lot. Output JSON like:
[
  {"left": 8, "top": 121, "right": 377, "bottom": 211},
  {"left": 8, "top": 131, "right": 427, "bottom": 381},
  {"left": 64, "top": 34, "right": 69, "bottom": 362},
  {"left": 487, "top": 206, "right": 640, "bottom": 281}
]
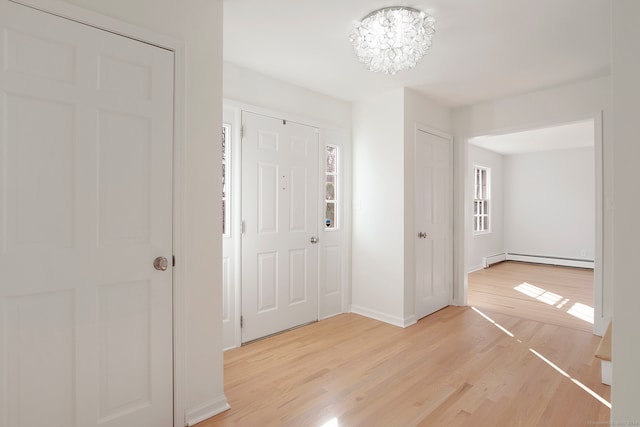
[{"left": 350, "top": 6, "right": 436, "bottom": 75}]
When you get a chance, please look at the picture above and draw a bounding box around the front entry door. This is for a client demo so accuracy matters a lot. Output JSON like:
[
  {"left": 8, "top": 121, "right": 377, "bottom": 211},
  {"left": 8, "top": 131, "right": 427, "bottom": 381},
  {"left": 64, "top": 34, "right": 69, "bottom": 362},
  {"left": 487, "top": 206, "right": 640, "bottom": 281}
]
[
  {"left": 415, "top": 129, "right": 453, "bottom": 319},
  {"left": 0, "top": 3, "right": 174, "bottom": 426},
  {"left": 241, "top": 112, "right": 319, "bottom": 343}
]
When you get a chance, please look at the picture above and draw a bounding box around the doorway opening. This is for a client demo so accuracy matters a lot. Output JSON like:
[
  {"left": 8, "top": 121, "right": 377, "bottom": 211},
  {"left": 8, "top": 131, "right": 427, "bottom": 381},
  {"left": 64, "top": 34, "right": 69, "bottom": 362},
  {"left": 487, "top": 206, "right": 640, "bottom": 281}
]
[{"left": 462, "top": 116, "right": 604, "bottom": 335}]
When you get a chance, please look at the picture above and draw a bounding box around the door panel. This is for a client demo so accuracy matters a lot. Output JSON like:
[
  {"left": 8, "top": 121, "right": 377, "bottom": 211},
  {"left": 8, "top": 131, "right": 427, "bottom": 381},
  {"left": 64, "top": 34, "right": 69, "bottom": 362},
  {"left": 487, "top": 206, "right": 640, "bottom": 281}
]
[
  {"left": 0, "top": 3, "right": 174, "bottom": 426},
  {"left": 415, "top": 130, "right": 453, "bottom": 319},
  {"left": 242, "top": 112, "right": 319, "bottom": 343}
]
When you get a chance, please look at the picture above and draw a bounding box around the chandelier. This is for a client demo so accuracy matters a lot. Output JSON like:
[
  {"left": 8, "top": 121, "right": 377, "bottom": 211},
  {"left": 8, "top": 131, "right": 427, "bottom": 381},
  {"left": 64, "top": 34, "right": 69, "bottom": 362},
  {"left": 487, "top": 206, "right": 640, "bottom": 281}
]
[{"left": 350, "top": 7, "right": 436, "bottom": 75}]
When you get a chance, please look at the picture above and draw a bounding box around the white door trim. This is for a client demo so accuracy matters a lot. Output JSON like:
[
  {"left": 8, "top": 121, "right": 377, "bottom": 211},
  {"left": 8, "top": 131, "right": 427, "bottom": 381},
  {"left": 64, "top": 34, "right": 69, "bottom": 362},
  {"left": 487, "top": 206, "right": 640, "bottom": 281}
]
[{"left": 5, "top": 1, "right": 189, "bottom": 425}]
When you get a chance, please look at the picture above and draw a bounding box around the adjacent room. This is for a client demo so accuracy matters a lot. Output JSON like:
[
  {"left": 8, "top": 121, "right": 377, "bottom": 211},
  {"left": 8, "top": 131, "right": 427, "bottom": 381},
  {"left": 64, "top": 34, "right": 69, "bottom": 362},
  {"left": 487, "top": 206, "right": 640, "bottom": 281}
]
[{"left": 466, "top": 120, "right": 599, "bottom": 331}]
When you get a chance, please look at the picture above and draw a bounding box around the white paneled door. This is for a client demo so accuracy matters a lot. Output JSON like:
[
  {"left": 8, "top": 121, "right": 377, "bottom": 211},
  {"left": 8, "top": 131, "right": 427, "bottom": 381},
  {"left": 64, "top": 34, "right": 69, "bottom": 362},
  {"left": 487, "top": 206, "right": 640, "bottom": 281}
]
[
  {"left": 0, "top": 3, "right": 174, "bottom": 427},
  {"left": 241, "top": 112, "right": 319, "bottom": 343},
  {"left": 415, "top": 129, "right": 453, "bottom": 319}
]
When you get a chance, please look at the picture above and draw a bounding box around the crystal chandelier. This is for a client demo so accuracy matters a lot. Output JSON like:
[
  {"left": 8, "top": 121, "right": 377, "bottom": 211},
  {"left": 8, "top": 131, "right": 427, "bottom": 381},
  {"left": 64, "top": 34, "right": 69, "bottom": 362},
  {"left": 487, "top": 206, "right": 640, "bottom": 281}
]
[{"left": 350, "top": 7, "right": 436, "bottom": 75}]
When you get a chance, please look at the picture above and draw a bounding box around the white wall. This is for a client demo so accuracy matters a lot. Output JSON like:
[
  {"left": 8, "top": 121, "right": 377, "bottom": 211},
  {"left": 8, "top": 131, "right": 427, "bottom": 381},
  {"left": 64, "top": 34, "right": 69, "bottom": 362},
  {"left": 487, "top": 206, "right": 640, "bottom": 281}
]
[
  {"left": 55, "top": 0, "right": 226, "bottom": 423},
  {"left": 504, "top": 147, "right": 595, "bottom": 260},
  {"left": 611, "top": 1, "right": 640, "bottom": 422},
  {"left": 224, "top": 62, "right": 351, "bottom": 130},
  {"left": 453, "top": 76, "right": 611, "bottom": 334},
  {"left": 351, "top": 88, "right": 452, "bottom": 325},
  {"left": 467, "top": 145, "right": 504, "bottom": 272},
  {"left": 351, "top": 88, "right": 406, "bottom": 324}
]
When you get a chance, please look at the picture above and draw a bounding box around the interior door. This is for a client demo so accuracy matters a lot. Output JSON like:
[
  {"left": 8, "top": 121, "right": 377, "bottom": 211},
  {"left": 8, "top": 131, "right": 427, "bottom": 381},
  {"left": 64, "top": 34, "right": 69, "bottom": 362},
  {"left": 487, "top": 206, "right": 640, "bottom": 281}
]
[
  {"left": 415, "top": 129, "right": 453, "bottom": 319},
  {"left": 0, "top": 3, "right": 174, "bottom": 426},
  {"left": 241, "top": 112, "right": 319, "bottom": 343}
]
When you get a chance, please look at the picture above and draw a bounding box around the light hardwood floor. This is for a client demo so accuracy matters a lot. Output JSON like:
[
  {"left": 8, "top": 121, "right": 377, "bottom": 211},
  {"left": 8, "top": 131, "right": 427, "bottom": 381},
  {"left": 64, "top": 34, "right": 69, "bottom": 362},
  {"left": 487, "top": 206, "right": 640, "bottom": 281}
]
[
  {"left": 468, "top": 261, "right": 596, "bottom": 332},
  {"left": 199, "top": 262, "right": 609, "bottom": 426}
]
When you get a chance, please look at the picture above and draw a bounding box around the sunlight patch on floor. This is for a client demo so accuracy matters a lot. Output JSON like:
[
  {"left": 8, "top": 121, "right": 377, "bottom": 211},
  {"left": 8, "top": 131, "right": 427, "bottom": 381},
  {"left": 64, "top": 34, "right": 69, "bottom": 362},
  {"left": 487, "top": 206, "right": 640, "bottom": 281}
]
[
  {"left": 567, "top": 302, "right": 595, "bottom": 324},
  {"left": 470, "top": 306, "right": 610, "bottom": 409},
  {"left": 513, "top": 282, "right": 594, "bottom": 324},
  {"left": 320, "top": 417, "right": 339, "bottom": 427},
  {"left": 529, "top": 348, "right": 610, "bottom": 408},
  {"left": 514, "top": 282, "right": 563, "bottom": 305},
  {"left": 471, "top": 306, "right": 514, "bottom": 337}
]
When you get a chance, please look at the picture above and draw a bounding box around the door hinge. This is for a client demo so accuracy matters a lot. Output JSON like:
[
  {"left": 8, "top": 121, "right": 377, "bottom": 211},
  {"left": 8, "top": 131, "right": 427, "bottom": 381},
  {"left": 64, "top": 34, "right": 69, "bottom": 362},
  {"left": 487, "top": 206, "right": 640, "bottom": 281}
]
[
  {"left": 241, "top": 220, "right": 246, "bottom": 234},
  {"left": 241, "top": 124, "right": 244, "bottom": 139},
  {"left": 172, "top": 255, "right": 175, "bottom": 267},
  {"left": 240, "top": 315, "right": 244, "bottom": 328}
]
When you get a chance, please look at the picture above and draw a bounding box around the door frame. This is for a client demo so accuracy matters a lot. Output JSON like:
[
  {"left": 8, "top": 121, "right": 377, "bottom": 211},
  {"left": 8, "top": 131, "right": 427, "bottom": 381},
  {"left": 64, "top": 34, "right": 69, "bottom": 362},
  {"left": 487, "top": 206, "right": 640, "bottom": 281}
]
[
  {"left": 6, "top": 1, "right": 187, "bottom": 425},
  {"left": 222, "top": 100, "right": 351, "bottom": 349},
  {"left": 456, "top": 111, "right": 606, "bottom": 336}
]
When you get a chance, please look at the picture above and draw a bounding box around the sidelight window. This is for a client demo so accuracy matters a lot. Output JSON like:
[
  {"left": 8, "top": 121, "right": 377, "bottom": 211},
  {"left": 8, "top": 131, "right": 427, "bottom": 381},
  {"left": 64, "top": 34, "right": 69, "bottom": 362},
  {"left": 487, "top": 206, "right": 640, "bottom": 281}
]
[
  {"left": 222, "top": 123, "right": 231, "bottom": 236},
  {"left": 325, "top": 145, "right": 338, "bottom": 230}
]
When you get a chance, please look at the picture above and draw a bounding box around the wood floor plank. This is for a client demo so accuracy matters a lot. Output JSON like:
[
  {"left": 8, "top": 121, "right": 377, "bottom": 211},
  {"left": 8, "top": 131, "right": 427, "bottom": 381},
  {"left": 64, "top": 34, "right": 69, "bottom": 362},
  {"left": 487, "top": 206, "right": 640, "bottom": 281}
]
[{"left": 198, "top": 262, "right": 609, "bottom": 426}]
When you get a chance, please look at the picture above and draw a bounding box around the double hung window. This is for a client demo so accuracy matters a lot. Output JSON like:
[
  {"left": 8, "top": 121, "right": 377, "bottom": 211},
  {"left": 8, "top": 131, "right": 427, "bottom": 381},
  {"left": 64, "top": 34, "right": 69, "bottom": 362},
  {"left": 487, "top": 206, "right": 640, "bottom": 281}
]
[{"left": 473, "top": 166, "right": 490, "bottom": 234}]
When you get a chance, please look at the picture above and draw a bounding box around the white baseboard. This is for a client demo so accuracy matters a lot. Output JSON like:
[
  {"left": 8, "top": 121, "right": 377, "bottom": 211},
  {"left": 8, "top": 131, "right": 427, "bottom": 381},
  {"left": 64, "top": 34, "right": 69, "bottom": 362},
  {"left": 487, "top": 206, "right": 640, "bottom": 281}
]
[
  {"left": 600, "top": 360, "right": 612, "bottom": 386},
  {"left": 506, "top": 253, "right": 594, "bottom": 269},
  {"left": 468, "top": 264, "right": 484, "bottom": 273},
  {"left": 594, "top": 316, "right": 610, "bottom": 337},
  {"left": 349, "top": 305, "right": 415, "bottom": 328},
  {"left": 185, "top": 395, "right": 231, "bottom": 426},
  {"left": 479, "top": 253, "right": 594, "bottom": 269},
  {"left": 482, "top": 253, "right": 506, "bottom": 268}
]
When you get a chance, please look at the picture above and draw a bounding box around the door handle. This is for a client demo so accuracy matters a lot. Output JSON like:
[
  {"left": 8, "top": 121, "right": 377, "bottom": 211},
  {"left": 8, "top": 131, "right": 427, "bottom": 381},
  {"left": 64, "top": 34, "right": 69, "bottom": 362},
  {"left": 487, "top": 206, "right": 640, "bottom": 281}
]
[
  {"left": 418, "top": 232, "right": 428, "bottom": 239},
  {"left": 153, "top": 256, "right": 169, "bottom": 271},
  {"left": 310, "top": 236, "right": 319, "bottom": 244}
]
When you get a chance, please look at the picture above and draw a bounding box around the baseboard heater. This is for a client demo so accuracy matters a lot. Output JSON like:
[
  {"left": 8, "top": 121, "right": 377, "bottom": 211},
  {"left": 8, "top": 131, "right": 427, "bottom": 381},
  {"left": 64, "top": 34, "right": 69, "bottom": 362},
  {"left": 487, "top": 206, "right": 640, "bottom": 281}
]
[
  {"left": 483, "top": 253, "right": 594, "bottom": 269},
  {"left": 482, "top": 253, "right": 506, "bottom": 268}
]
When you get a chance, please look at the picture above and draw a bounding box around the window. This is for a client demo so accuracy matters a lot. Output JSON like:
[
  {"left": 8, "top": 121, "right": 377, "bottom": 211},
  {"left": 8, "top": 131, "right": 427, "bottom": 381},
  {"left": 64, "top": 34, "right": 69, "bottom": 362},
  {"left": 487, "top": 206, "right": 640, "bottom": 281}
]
[
  {"left": 222, "top": 123, "right": 231, "bottom": 236},
  {"left": 324, "top": 145, "right": 338, "bottom": 229},
  {"left": 473, "top": 166, "right": 490, "bottom": 233}
]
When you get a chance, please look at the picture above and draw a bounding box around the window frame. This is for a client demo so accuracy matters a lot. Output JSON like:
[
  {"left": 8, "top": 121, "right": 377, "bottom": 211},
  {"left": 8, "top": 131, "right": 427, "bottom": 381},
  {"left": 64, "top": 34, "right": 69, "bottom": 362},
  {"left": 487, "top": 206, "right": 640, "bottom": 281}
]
[{"left": 473, "top": 165, "right": 491, "bottom": 235}]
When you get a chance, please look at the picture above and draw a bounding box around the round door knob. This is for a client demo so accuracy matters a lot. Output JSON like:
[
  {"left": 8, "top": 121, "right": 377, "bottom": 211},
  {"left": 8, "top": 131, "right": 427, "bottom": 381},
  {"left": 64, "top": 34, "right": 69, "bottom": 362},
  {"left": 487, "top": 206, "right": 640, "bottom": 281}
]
[
  {"left": 310, "top": 236, "right": 319, "bottom": 244},
  {"left": 153, "top": 256, "right": 169, "bottom": 271}
]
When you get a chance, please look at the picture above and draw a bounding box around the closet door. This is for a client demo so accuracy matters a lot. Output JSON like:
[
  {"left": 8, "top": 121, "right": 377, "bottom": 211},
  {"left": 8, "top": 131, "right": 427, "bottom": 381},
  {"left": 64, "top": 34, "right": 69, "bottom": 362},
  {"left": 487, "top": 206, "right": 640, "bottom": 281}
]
[
  {"left": 0, "top": 3, "right": 174, "bottom": 426},
  {"left": 415, "top": 129, "right": 453, "bottom": 319}
]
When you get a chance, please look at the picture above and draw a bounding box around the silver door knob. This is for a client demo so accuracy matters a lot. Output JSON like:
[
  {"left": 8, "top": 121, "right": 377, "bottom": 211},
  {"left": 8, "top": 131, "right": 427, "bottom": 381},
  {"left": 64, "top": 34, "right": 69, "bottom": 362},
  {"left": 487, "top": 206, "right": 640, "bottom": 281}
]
[
  {"left": 418, "top": 232, "right": 428, "bottom": 239},
  {"left": 310, "top": 236, "right": 319, "bottom": 244},
  {"left": 153, "top": 256, "right": 168, "bottom": 271}
]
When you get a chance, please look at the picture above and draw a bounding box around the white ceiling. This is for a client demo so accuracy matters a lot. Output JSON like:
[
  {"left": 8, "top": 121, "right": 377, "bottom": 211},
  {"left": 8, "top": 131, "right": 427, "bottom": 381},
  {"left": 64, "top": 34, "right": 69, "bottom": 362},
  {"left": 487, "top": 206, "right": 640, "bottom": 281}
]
[
  {"left": 469, "top": 120, "right": 595, "bottom": 155},
  {"left": 223, "top": 0, "right": 611, "bottom": 107}
]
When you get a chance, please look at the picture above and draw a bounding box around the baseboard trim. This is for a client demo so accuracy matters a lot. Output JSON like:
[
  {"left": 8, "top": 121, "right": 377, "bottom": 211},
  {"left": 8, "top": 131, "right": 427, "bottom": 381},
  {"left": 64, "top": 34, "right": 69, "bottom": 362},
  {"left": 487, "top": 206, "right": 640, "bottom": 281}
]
[
  {"left": 479, "top": 253, "right": 594, "bottom": 269},
  {"left": 349, "top": 305, "right": 415, "bottom": 328},
  {"left": 468, "top": 264, "right": 484, "bottom": 273},
  {"left": 506, "top": 253, "right": 594, "bottom": 269},
  {"left": 482, "top": 253, "right": 506, "bottom": 268},
  {"left": 185, "top": 395, "right": 230, "bottom": 426}
]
